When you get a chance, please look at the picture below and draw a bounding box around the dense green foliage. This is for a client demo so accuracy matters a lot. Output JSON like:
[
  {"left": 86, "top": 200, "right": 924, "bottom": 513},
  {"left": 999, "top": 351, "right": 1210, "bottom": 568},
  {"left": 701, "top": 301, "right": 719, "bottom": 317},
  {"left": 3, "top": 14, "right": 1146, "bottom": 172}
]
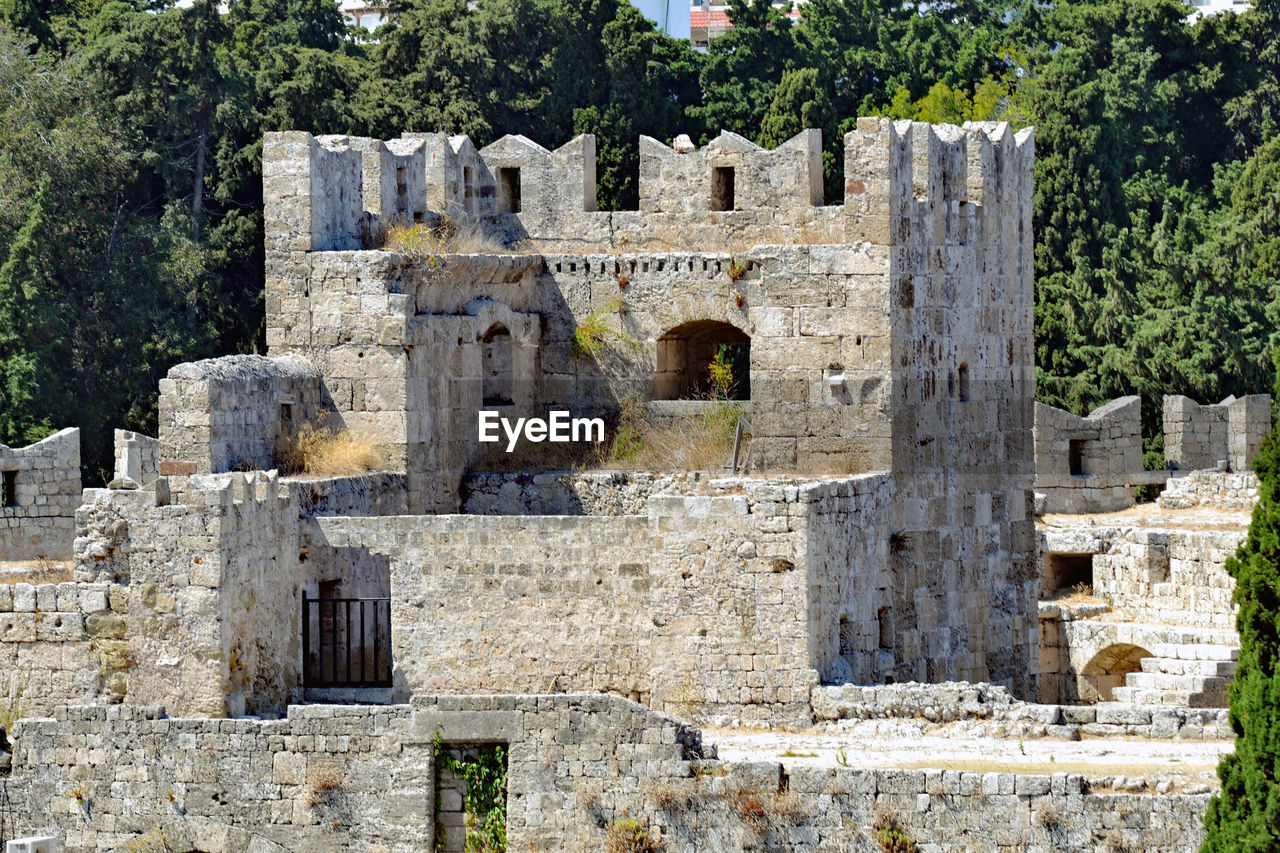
[
  {"left": 3, "top": 0, "right": 1280, "bottom": 481},
  {"left": 1203, "top": 428, "right": 1280, "bottom": 850}
]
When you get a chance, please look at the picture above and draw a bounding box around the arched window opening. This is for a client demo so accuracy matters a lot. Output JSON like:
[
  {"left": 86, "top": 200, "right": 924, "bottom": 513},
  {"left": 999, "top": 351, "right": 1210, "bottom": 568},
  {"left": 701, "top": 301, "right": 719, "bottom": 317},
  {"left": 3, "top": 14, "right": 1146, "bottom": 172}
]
[
  {"left": 654, "top": 320, "right": 750, "bottom": 401},
  {"left": 481, "top": 324, "right": 513, "bottom": 406},
  {"left": 1079, "top": 643, "right": 1153, "bottom": 703}
]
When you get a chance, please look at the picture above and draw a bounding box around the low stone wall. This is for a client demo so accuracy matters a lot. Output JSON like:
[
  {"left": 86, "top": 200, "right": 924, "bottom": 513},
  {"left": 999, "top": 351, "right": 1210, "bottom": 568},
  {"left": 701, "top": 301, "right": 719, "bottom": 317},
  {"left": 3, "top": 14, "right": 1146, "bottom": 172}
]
[
  {"left": 309, "top": 474, "right": 896, "bottom": 724},
  {"left": 0, "top": 580, "right": 127, "bottom": 716},
  {"left": 1032, "top": 397, "right": 1145, "bottom": 514},
  {"left": 461, "top": 470, "right": 711, "bottom": 515},
  {"left": 285, "top": 471, "right": 409, "bottom": 516},
  {"left": 812, "top": 682, "right": 1230, "bottom": 740},
  {"left": 1164, "top": 393, "right": 1270, "bottom": 474},
  {"left": 1158, "top": 470, "right": 1260, "bottom": 510},
  {"left": 4, "top": 695, "right": 1213, "bottom": 852},
  {"left": 0, "top": 428, "right": 81, "bottom": 561}
]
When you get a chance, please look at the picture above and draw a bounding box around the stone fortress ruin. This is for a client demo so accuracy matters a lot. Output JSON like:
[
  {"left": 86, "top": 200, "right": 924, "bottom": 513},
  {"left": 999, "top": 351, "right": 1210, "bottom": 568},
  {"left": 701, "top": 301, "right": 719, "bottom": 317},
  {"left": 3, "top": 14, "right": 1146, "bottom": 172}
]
[{"left": 0, "top": 118, "right": 1267, "bottom": 851}]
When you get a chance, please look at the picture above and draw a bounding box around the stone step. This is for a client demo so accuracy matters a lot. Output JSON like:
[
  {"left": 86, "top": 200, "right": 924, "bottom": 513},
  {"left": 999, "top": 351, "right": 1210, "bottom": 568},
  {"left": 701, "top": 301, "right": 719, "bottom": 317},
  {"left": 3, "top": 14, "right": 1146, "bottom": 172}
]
[
  {"left": 1112, "top": 661, "right": 1231, "bottom": 707},
  {"left": 1149, "top": 642, "right": 1239, "bottom": 661},
  {"left": 1111, "top": 684, "right": 1229, "bottom": 708},
  {"left": 1124, "top": 672, "right": 1229, "bottom": 693},
  {"left": 1140, "top": 656, "right": 1238, "bottom": 677}
]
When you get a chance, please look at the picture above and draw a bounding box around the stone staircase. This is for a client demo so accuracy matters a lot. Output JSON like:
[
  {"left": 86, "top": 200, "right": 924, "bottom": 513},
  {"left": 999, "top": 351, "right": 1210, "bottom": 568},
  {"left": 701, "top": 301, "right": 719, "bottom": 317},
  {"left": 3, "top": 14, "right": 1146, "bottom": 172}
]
[{"left": 1111, "top": 641, "right": 1238, "bottom": 707}]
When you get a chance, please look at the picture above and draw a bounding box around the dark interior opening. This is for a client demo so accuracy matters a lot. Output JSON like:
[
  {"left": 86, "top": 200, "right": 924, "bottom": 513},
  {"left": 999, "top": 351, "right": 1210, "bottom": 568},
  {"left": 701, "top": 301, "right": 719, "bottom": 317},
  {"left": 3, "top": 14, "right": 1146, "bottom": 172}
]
[
  {"left": 497, "top": 167, "right": 521, "bottom": 213},
  {"left": 1045, "top": 552, "right": 1094, "bottom": 593},
  {"left": 1069, "top": 439, "right": 1086, "bottom": 476},
  {"left": 958, "top": 363, "right": 969, "bottom": 402},
  {"left": 711, "top": 166, "right": 735, "bottom": 211},
  {"left": 2, "top": 470, "right": 15, "bottom": 507},
  {"left": 653, "top": 320, "right": 750, "bottom": 400}
]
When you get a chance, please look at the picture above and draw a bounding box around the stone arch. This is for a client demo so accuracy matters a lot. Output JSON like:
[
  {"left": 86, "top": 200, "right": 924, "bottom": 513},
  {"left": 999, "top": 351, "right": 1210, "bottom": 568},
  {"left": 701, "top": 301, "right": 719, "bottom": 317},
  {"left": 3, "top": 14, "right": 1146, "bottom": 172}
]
[
  {"left": 653, "top": 320, "right": 750, "bottom": 400},
  {"left": 1078, "top": 642, "right": 1153, "bottom": 703},
  {"left": 480, "top": 323, "right": 513, "bottom": 405}
]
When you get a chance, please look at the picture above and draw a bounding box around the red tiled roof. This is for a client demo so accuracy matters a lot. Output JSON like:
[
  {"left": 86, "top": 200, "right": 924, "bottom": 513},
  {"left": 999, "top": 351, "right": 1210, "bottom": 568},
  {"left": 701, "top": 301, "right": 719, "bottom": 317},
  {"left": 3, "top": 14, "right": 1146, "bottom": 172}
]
[
  {"left": 690, "top": 9, "right": 733, "bottom": 27},
  {"left": 690, "top": 5, "right": 803, "bottom": 30}
]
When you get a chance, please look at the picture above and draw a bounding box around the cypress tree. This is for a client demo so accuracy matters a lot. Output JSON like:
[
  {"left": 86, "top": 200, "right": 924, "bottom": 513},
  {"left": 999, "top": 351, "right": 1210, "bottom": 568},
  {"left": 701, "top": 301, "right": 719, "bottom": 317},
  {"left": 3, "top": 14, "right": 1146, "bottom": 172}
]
[{"left": 1203, "top": 429, "right": 1280, "bottom": 851}]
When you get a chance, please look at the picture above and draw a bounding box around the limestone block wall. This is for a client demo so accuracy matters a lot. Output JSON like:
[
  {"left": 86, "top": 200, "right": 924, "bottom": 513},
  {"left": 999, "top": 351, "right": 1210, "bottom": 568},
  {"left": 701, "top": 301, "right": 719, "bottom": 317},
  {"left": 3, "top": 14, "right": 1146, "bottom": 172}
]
[
  {"left": 308, "top": 474, "right": 895, "bottom": 723},
  {"left": 1164, "top": 394, "right": 1271, "bottom": 472},
  {"left": 158, "top": 355, "right": 323, "bottom": 476},
  {"left": 1039, "top": 614, "right": 1239, "bottom": 705},
  {"left": 461, "top": 470, "right": 715, "bottom": 515},
  {"left": 5, "top": 696, "right": 1212, "bottom": 853},
  {"left": 854, "top": 119, "right": 1039, "bottom": 694},
  {"left": 71, "top": 472, "right": 300, "bottom": 717},
  {"left": 1159, "top": 470, "right": 1261, "bottom": 510},
  {"left": 111, "top": 430, "right": 158, "bottom": 488},
  {"left": 1033, "top": 396, "right": 1147, "bottom": 513},
  {"left": 0, "top": 579, "right": 128, "bottom": 717},
  {"left": 0, "top": 428, "right": 81, "bottom": 561},
  {"left": 1093, "top": 528, "right": 1243, "bottom": 629}
]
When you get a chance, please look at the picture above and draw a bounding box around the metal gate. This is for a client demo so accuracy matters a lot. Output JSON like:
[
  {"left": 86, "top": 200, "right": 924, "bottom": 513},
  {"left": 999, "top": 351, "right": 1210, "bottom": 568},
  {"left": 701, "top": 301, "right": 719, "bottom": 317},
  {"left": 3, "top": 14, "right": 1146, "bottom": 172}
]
[{"left": 302, "top": 594, "right": 392, "bottom": 687}]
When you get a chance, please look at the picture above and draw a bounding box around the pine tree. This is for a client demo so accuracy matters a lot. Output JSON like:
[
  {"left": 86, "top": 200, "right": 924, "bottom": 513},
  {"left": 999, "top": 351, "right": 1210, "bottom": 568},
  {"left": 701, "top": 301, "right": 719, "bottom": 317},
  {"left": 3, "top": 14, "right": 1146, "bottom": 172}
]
[{"left": 1203, "top": 428, "right": 1280, "bottom": 851}]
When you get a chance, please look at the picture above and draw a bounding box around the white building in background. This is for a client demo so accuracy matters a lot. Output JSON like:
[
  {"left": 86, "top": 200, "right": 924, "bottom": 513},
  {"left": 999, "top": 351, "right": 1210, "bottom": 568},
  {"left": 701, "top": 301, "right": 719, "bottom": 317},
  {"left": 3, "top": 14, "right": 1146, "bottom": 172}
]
[
  {"left": 1186, "top": 0, "right": 1250, "bottom": 15},
  {"left": 631, "top": 0, "right": 691, "bottom": 38},
  {"left": 340, "top": 0, "right": 386, "bottom": 31}
]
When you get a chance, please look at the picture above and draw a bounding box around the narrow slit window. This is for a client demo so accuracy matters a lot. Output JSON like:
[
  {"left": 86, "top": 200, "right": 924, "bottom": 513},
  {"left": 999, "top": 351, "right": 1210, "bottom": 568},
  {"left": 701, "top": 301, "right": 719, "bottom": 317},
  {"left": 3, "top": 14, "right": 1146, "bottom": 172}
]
[
  {"left": 711, "top": 166, "right": 735, "bottom": 211},
  {"left": 497, "top": 167, "right": 521, "bottom": 213},
  {"left": 2, "top": 470, "right": 15, "bottom": 507},
  {"left": 957, "top": 363, "right": 969, "bottom": 402},
  {"left": 395, "top": 165, "right": 408, "bottom": 214}
]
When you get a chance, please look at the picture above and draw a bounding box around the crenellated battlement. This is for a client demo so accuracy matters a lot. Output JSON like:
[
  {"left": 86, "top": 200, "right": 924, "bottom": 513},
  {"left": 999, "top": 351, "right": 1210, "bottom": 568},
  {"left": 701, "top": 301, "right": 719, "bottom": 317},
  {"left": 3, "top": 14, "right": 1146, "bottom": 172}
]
[
  {"left": 844, "top": 117, "right": 1034, "bottom": 247},
  {"left": 262, "top": 119, "right": 1033, "bottom": 255}
]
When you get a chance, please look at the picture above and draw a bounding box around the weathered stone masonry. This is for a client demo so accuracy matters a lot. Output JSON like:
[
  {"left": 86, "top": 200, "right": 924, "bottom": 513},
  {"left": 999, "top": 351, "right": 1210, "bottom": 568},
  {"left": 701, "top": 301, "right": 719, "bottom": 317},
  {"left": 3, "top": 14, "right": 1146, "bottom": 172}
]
[
  {"left": 0, "top": 428, "right": 80, "bottom": 561},
  {"left": 7, "top": 696, "right": 1211, "bottom": 853}
]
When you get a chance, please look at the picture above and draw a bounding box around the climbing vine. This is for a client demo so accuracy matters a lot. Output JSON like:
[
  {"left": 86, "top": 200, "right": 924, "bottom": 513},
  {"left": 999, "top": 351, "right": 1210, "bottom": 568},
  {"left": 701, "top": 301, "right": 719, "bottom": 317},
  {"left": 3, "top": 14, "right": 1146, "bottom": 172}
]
[{"left": 433, "top": 729, "right": 508, "bottom": 853}]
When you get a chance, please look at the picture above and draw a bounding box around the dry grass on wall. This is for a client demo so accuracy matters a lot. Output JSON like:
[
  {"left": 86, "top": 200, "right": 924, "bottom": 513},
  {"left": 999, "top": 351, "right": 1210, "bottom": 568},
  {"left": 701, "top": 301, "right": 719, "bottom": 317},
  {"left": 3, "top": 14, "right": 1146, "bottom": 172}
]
[
  {"left": 0, "top": 558, "right": 72, "bottom": 585},
  {"left": 276, "top": 423, "right": 384, "bottom": 478}
]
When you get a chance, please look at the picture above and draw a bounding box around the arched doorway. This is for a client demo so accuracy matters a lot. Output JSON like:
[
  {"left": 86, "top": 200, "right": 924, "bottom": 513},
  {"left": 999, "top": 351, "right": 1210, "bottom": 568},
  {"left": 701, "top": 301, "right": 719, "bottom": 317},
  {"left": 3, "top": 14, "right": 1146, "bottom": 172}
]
[
  {"left": 653, "top": 320, "right": 749, "bottom": 401},
  {"left": 1079, "top": 643, "right": 1152, "bottom": 703},
  {"left": 480, "top": 324, "right": 513, "bottom": 406}
]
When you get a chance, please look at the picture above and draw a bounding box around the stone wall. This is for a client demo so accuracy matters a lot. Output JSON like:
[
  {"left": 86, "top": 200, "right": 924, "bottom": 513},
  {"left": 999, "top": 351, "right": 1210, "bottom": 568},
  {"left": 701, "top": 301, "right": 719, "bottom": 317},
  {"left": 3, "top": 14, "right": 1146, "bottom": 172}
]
[
  {"left": 0, "top": 579, "right": 125, "bottom": 717},
  {"left": 1158, "top": 470, "right": 1260, "bottom": 510},
  {"left": 812, "top": 682, "right": 1230, "bottom": 740},
  {"left": 111, "top": 430, "right": 158, "bottom": 489},
  {"left": 70, "top": 472, "right": 300, "bottom": 717},
  {"left": 5, "top": 696, "right": 1212, "bottom": 853},
  {"left": 1033, "top": 396, "right": 1153, "bottom": 513},
  {"left": 157, "top": 354, "right": 322, "bottom": 476},
  {"left": 461, "top": 470, "right": 712, "bottom": 515},
  {"left": 1164, "top": 393, "right": 1271, "bottom": 473},
  {"left": 309, "top": 475, "right": 898, "bottom": 722},
  {"left": 0, "top": 428, "right": 80, "bottom": 562},
  {"left": 1093, "top": 528, "right": 1242, "bottom": 629}
]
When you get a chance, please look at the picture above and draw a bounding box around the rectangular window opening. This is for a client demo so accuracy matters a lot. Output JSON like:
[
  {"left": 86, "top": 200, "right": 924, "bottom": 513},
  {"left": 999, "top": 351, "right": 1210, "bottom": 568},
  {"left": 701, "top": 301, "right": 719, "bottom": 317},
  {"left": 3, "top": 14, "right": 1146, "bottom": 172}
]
[
  {"left": 2, "top": 470, "right": 15, "bottom": 507},
  {"left": 1069, "top": 439, "right": 1086, "bottom": 476},
  {"left": 711, "top": 166, "right": 735, "bottom": 211},
  {"left": 395, "top": 165, "right": 408, "bottom": 215},
  {"left": 497, "top": 167, "right": 521, "bottom": 213}
]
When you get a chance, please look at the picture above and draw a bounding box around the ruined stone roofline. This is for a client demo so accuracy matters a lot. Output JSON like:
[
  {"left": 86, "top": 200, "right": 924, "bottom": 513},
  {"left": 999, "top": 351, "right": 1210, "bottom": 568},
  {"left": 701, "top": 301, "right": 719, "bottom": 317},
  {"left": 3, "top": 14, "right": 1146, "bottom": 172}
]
[
  {"left": 262, "top": 118, "right": 1034, "bottom": 255},
  {"left": 0, "top": 426, "right": 80, "bottom": 456}
]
